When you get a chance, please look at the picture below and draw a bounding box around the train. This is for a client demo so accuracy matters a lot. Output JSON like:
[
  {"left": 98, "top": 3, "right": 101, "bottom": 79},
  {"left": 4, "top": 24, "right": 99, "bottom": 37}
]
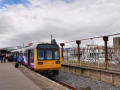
[{"left": 13, "top": 39, "right": 61, "bottom": 76}]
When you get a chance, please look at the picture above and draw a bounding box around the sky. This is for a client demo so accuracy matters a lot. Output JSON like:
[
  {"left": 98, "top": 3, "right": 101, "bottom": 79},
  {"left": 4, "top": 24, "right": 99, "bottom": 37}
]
[
  {"left": 0, "top": 0, "right": 120, "bottom": 48},
  {"left": 0, "top": 0, "right": 29, "bottom": 7}
]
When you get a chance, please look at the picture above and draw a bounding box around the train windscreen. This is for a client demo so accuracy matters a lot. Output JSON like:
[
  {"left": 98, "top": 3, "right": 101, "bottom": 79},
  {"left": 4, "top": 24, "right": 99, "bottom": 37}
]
[
  {"left": 37, "top": 50, "right": 44, "bottom": 60},
  {"left": 37, "top": 44, "right": 60, "bottom": 60}
]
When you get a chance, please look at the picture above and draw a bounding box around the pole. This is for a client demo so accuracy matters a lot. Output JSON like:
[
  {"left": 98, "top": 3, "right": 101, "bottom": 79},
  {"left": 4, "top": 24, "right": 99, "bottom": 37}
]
[
  {"left": 60, "top": 43, "right": 65, "bottom": 60},
  {"left": 76, "top": 40, "right": 81, "bottom": 63},
  {"left": 103, "top": 36, "right": 108, "bottom": 69}
]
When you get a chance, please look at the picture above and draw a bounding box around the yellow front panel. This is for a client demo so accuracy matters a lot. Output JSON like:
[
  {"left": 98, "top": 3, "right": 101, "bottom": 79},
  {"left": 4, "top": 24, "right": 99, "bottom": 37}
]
[
  {"left": 34, "top": 48, "right": 61, "bottom": 71},
  {"left": 35, "top": 60, "right": 61, "bottom": 71}
]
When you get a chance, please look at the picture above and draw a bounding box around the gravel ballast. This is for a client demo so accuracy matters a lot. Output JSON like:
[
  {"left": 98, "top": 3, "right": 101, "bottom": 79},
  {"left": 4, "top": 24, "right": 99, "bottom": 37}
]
[{"left": 56, "top": 70, "right": 120, "bottom": 90}]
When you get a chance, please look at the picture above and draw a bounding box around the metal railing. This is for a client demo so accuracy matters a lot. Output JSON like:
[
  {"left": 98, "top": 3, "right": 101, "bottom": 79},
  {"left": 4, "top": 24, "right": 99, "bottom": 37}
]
[{"left": 60, "top": 33, "right": 120, "bottom": 71}]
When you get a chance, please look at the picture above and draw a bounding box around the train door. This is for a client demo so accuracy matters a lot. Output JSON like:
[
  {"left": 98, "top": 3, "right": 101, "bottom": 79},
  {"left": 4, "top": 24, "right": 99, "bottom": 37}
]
[{"left": 28, "top": 50, "right": 31, "bottom": 67}]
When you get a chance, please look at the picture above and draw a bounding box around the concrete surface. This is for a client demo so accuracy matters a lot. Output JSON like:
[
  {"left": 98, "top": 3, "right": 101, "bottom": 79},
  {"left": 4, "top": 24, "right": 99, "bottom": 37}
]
[
  {"left": 0, "top": 63, "right": 41, "bottom": 90},
  {"left": 19, "top": 65, "right": 70, "bottom": 90}
]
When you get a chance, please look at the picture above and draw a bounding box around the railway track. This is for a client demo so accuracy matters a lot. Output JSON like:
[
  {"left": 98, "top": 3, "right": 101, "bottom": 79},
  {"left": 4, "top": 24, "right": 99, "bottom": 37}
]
[
  {"left": 51, "top": 78, "right": 91, "bottom": 90},
  {"left": 53, "top": 79, "right": 77, "bottom": 90}
]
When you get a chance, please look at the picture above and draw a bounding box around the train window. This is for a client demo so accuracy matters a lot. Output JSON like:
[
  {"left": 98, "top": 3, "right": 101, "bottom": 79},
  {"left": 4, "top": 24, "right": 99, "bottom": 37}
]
[
  {"left": 47, "top": 50, "right": 52, "bottom": 60},
  {"left": 55, "top": 51, "right": 59, "bottom": 59},
  {"left": 38, "top": 50, "right": 44, "bottom": 60},
  {"left": 31, "top": 50, "right": 34, "bottom": 58}
]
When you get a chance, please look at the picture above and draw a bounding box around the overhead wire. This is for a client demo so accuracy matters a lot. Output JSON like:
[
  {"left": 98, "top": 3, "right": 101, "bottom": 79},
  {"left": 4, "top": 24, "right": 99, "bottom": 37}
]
[{"left": 60, "top": 32, "right": 120, "bottom": 44}]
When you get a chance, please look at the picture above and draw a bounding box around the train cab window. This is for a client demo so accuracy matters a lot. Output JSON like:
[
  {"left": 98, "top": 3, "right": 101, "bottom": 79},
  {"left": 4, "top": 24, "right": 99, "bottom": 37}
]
[
  {"left": 47, "top": 50, "right": 52, "bottom": 60},
  {"left": 38, "top": 50, "right": 44, "bottom": 60},
  {"left": 55, "top": 51, "right": 59, "bottom": 59}
]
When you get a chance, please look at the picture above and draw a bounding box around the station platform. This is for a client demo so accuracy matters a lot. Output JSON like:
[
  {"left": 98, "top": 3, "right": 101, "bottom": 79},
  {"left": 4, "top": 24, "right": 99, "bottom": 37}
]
[
  {"left": 0, "top": 63, "right": 41, "bottom": 90},
  {"left": 62, "top": 63, "right": 120, "bottom": 86},
  {"left": 0, "top": 62, "right": 69, "bottom": 90}
]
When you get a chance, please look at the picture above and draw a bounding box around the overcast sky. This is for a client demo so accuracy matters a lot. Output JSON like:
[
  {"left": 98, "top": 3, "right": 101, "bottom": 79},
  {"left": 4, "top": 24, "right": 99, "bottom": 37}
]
[{"left": 0, "top": 0, "right": 120, "bottom": 48}]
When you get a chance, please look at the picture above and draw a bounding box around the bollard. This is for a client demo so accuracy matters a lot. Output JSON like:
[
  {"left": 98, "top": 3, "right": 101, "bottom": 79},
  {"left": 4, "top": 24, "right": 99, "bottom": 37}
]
[
  {"left": 60, "top": 43, "right": 65, "bottom": 61},
  {"left": 76, "top": 40, "right": 81, "bottom": 64},
  {"left": 103, "top": 36, "right": 108, "bottom": 69}
]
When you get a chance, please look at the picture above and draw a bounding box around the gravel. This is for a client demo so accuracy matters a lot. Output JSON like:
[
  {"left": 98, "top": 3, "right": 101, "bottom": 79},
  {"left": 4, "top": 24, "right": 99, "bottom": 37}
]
[{"left": 56, "top": 70, "right": 120, "bottom": 90}]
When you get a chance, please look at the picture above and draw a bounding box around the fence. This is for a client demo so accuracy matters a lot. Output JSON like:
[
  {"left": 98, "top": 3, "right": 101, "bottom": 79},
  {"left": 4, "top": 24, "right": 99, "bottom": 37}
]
[{"left": 60, "top": 33, "right": 120, "bottom": 71}]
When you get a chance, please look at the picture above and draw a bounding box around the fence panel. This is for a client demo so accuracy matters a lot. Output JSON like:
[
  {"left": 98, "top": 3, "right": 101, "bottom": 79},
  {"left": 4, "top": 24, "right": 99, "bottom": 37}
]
[{"left": 61, "top": 34, "right": 120, "bottom": 71}]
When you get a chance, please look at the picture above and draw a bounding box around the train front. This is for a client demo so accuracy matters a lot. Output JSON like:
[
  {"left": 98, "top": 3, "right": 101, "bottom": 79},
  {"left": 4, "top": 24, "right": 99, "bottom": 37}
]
[{"left": 34, "top": 41, "right": 61, "bottom": 75}]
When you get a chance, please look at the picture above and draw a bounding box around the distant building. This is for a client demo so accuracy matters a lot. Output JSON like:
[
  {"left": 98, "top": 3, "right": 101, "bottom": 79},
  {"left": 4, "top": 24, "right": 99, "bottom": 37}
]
[
  {"left": 63, "top": 44, "right": 114, "bottom": 62},
  {"left": 113, "top": 37, "right": 120, "bottom": 48},
  {"left": 63, "top": 47, "right": 77, "bottom": 61},
  {"left": 113, "top": 37, "right": 120, "bottom": 56}
]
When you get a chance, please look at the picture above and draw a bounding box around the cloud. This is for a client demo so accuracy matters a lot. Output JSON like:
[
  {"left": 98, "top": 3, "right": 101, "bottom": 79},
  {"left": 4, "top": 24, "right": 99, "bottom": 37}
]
[{"left": 0, "top": 0, "right": 120, "bottom": 48}]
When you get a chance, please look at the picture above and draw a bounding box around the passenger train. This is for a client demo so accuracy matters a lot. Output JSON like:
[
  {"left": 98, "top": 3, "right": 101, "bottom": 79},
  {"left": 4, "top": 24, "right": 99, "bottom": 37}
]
[{"left": 13, "top": 39, "right": 61, "bottom": 76}]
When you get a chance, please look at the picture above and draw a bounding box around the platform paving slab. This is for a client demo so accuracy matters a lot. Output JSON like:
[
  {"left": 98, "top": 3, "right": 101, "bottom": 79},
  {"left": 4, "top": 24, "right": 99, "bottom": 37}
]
[{"left": 0, "top": 63, "right": 41, "bottom": 90}]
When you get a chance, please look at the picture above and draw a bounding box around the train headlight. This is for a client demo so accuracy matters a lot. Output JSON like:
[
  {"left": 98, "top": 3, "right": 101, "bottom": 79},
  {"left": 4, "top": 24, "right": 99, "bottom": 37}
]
[
  {"left": 38, "top": 62, "right": 43, "bottom": 65},
  {"left": 56, "top": 61, "right": 60, "bottom": 64}
]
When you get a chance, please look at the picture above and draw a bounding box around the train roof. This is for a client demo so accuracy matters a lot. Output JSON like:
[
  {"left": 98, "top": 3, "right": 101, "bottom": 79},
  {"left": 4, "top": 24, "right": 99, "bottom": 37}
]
[
  {"left": 37, "top": 43, "right": 59, "bottom": 49},
  {"left": 23, "top": 43, "right": 59, "bottom": 50}
]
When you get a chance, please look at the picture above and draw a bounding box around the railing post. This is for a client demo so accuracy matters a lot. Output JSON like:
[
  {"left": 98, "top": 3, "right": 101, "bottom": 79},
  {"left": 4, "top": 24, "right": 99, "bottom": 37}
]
[
  {"left": 60, "top": 43, "right": 65, "bottom": 61},
  {"left": 103, "top": 36, "right": 108, "bottom": 69},
  {"left": 76, "top": 40, "right": 81, "bottom": 64}
]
